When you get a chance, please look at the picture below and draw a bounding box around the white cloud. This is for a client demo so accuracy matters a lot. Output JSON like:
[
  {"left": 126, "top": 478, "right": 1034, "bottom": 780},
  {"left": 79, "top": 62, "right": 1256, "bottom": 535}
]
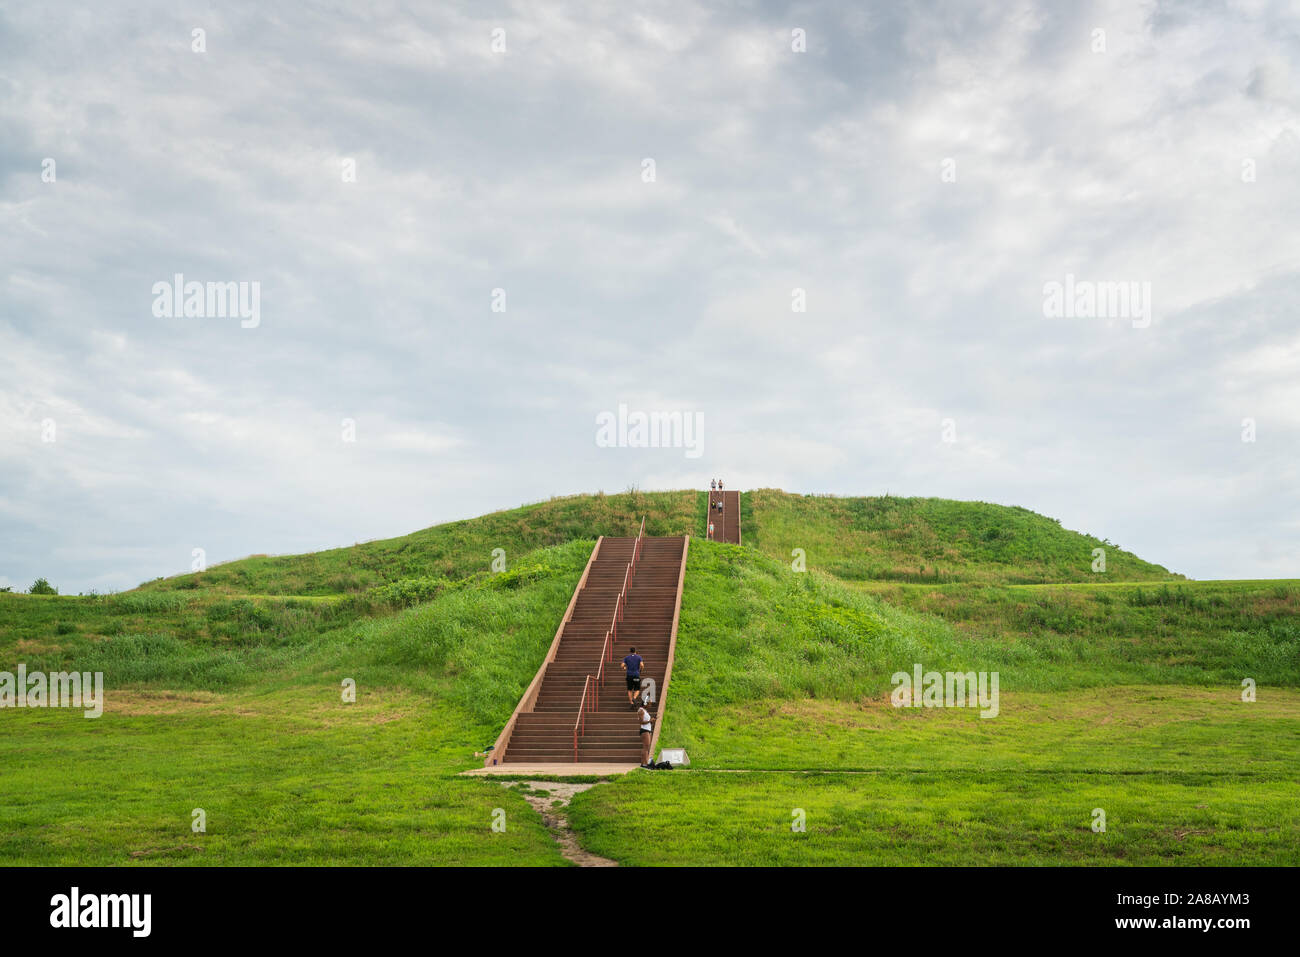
[{"left": 1, "top": 0, "right": 1297, "bottom": 590}]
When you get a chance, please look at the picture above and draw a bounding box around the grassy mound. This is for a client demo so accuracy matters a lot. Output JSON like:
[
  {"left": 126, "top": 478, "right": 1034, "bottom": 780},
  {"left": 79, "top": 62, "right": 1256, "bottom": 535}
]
[
  {"left": 138, "top": 490, "right": 695, "bottom": 596},
  {"left": 0, "top": 540, "right": 593, "bottom": 702},
  {"left": 742, "top": 488, "right": 1180, "bottom": 583},
  {"left": 667, "top": 536, "right": 1296, "bottom": 764}
]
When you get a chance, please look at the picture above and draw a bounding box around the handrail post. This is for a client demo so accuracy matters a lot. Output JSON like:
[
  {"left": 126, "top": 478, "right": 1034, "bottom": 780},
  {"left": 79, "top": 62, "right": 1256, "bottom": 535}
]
[
  {"left": 574, "top": 673, "right": 596, "bottom": 762},
  {"left": 598, "top": 630, "right": 612, "bottom": 682}
]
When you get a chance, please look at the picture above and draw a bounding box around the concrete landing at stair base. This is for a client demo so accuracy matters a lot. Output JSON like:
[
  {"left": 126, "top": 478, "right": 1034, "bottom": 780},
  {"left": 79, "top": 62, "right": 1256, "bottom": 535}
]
[{"left": 462, "top": 763, "right": 640, "bottom": 777}]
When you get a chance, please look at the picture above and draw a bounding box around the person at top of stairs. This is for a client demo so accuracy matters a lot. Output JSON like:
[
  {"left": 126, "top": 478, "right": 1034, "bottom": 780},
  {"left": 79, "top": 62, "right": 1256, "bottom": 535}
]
[{"left": 622, "top": 647, "right": 644, "bottom": 709}]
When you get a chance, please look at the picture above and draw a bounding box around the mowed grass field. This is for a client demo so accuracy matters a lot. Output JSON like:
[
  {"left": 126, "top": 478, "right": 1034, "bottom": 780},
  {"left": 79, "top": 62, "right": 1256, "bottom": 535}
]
[
  {"left": 661, "top": 686, "right": 1300, "bottom": 774},
  {"left": 1, "top": 490, "right": 1296, "bottom": 865},
  {"left": 0, "top": 689, "right": 564, "bottom": 866},
  {"left": 567, "top": 769, "right": 1299, "bottom": 866},
  {"left": 566, "top": 686, "right": 1300, "bottom": 866}
]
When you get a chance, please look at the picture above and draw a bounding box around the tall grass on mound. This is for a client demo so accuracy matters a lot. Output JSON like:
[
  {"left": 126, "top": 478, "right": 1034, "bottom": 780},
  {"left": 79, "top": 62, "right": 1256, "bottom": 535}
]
[
  {"left": 743, "top": 488, "right": 1180, "bottom": 584},
  {"left": 2, "top": 594, "right": 348, "bottom": 690},
  {"left": 860, "top": 580, "right": 1300, "bottom": 687},
  {"left": 139, "top": 490, "right": 695, "bottom": 596},
  {"left": 670, "top": 542, "right": 1299, "bottom": 736},
  {"left": 671, "top": 542, "right": 973, "bottom": 712},
  {"left": 336, "top": 540, "right": 593, "bottom": 721},
  {"left": 72, "top": 632, "right": 300, "bottom": 690},
  {"left": 113, "top": 592, "right": 189, "bottom": 614},
  {"left": 1, "top": 591, "right": 363, "bottom": 679},
  {"left": 3, "top": 540, "right": 594, "bottom": 714}
]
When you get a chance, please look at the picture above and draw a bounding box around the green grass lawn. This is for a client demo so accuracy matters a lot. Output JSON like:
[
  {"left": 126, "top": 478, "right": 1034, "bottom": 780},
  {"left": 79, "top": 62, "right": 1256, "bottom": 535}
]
[
  {"left": 9, "top": 684, "right": 1291, "bottom": 866},
  {"left": 566, "top": 770, "right": 1299, "bottom": 866},
  {"left": 0, "top": 688, "right": 564, "bottom": 866},
  {"left": 659, "top": 686, "right": 1300, "bottom": 773}
]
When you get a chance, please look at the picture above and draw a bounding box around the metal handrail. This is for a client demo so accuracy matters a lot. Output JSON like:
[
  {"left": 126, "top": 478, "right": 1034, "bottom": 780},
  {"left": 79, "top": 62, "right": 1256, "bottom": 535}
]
[
  {"left": 579, "top": 525, "right": 649, "bottom": 758},
  {"left": 597, "top": 631, "right": 613, "bottom": 685},
  {"left": 573, "top": 674, "right": 597, "bottom": 761}
]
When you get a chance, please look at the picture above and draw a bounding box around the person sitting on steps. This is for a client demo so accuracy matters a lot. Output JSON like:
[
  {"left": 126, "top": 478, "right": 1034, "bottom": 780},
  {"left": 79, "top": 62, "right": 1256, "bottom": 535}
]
[{"left": 622, "top": 646, "right": 644, "bottom": 709}]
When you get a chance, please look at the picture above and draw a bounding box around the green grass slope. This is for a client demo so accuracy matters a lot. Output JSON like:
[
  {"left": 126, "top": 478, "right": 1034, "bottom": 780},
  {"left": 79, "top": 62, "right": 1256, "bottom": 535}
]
[
  {"left": 741, "top": 488, "right": 1181, "bottom": 584},
  {"left": 60, "top": 486, "right": 1181, "bottom": 598},
  {"left": 667, "top": 543, "right": 1295, "bottom": 721},
  {"left": 1, "top": 540, "right": 593, "bottom": 698},
  {"left": 139, "top": 490, "right": 695, "bottom": 596},
  {"left": 859, "top": 579, "right": 1300, "bottom": 669}
]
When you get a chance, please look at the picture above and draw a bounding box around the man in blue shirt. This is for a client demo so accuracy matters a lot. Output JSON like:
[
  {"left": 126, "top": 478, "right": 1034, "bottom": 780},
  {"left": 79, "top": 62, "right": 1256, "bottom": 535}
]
[{"left": 621, "top": 647, "right": 644, "bottom": 709}]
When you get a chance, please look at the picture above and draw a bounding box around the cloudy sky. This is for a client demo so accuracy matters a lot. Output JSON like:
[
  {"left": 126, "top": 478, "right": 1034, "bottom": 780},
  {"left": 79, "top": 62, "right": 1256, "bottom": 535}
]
[{"left": 2, "top": 0, "right": 1298, "bottom": 593}]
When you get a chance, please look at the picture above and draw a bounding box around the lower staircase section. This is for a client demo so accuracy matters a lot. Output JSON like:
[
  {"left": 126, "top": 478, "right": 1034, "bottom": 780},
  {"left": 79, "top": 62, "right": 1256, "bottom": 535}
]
[{"left": 487, "top": 522, "right": 689, "bottom": 765}]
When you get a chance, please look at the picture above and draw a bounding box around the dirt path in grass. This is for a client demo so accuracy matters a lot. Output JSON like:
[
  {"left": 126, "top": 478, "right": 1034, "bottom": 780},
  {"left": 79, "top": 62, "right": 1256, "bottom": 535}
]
[{"left": 502, "top": 781, "right": 617, "bottom": 867}]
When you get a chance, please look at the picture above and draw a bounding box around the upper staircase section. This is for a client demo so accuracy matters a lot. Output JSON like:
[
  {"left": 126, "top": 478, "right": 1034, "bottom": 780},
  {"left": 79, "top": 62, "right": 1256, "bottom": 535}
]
[{"left": 707, "top": 490, "right": 741, "bottom": 544}]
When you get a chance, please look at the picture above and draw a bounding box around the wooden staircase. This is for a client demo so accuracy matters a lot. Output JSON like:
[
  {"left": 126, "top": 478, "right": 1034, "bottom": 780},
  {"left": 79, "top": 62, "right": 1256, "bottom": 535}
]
[
  {"left": 488, "top": 522, "right": 689, "bottom": 765},
  {"left": 707, "top": 490, "right": 741, "bottom": 544}
]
